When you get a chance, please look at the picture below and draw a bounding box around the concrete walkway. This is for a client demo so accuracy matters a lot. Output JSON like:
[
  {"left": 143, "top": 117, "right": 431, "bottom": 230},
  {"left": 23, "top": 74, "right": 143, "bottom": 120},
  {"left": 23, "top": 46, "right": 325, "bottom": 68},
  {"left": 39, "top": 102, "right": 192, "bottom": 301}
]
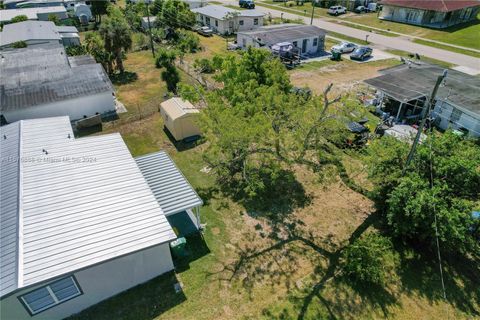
[{"left": 218, "top": 0, "right": 480, "bottom": 74}]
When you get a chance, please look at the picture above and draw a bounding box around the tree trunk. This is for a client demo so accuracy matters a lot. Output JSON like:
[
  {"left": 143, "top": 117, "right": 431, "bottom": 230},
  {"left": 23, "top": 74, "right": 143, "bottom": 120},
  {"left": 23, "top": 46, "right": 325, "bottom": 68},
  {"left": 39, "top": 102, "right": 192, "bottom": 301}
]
[{"left": 115, "top": 50, "right": 124, "bottom": 73}]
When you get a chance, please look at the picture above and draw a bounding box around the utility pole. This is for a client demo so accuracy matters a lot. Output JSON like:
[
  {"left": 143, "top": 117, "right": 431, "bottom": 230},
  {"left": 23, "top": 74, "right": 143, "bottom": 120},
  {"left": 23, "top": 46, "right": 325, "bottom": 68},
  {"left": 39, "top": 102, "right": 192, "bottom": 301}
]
[
  {"left": 146, "top": 1, "right": 155, "bottom": 58},
  {"left": 310, "top": 0, "right": 316, "bottom": 25},
  {"left": 402, "top": 69, "right": 447, "bottom": 176}
]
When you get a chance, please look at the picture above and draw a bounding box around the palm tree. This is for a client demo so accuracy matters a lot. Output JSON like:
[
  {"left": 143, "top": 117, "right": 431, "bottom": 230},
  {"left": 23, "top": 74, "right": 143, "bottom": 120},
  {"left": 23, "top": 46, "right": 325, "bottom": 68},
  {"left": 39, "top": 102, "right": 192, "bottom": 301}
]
[{"left": 99, "top": 7, "right": 132, "bottom": 74}]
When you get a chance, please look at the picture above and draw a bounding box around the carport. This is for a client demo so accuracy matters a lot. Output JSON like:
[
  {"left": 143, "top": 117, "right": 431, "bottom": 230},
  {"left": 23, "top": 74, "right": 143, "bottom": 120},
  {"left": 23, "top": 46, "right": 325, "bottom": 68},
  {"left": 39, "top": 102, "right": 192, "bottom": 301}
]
[{"left": 136, "top": 151, "right": 203, "bottom": 237}]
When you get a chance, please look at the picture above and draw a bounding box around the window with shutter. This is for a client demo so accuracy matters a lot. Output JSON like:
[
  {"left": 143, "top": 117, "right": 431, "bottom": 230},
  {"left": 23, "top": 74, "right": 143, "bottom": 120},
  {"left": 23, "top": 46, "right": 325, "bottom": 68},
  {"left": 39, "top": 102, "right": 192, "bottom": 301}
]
[{"left": 20, "top": 276, "right": 82, "bottom": 315}]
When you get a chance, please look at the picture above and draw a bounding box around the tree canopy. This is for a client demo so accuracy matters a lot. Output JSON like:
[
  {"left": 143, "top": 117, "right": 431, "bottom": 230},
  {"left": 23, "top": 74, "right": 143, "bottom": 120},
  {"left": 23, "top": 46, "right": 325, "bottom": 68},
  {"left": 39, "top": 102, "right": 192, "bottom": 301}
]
[
  {"left": 185, "top": 48, "right": 361, "bottom": 197},
  {"left": 99, "top": 6, "right": 132, "bottom": 73},
  {"left": 366, "top": 132, "right": 480, "bottom": 255}
]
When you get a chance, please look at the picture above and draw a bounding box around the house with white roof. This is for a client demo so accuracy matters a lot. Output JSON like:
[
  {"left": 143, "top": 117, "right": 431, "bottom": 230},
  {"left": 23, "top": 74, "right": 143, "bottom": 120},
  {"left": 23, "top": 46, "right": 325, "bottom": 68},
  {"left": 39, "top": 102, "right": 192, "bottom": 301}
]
[
  {"left": 0, "top": 6, "right": 68, "bottom": 24},
  {"left": 191, "top": 4, "right": 264, "bottom": 35},
  {"left": 0, "top": 21, "right": 80, "bottom": 49},
  {"left": 0, "top": 45, "right": 116, "bottom": 123},
  {"left": 0, "top": 116, "right": 203, "bottom": 320}
]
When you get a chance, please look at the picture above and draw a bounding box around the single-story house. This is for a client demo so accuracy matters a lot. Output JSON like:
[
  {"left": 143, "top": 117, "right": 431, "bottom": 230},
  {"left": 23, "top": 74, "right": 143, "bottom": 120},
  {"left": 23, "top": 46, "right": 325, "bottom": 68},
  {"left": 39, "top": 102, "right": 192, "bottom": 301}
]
[
  {"left": 182, "top": 0, "right": 207, "bottom": 9},
  {"left": 364, "top": 62, "right": 480, "bottom": 137},
  {"left": 0, "top": 116, "right": 203, "bottom": 320},
  {"left": 379, "top": 0, "right": 480, "bottom": 28},
  {"left": 0, "top": 21, "right": 80, "bottom": 49},
  {"left": 0, "top": 45, "right": 116, "bottom": 123},
  {"left": 160, "top": 97, "right": 201, "bottom": 141},
  {"left": 73, "top": 3, "right": 92, "bottom": 24},
  {"left": 237, "top": 24, "right": 327, "bottom": 55},
  {"left": 0, "top": 6, "right": 68, "bottom": 24},
  {"left": 191, "top": 5, "right": 265, "bottom": 35}
]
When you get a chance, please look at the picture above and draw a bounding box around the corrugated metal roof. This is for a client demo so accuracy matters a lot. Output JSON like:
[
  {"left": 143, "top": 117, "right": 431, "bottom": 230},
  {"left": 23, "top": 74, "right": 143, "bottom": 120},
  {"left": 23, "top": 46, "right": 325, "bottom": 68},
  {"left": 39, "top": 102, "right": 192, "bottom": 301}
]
[
  {"left": 364, "top": 63, "right": 480, "bottom": 115},
  {"left": 191, "top": 5, "right": 264, "bottom": 20},
  {"left": 0, "top": 21, "right": 61, "bottom": 47},
  {"left": 136, "top": 151, "right": 203, "bottom": 215},
  {"left": 0, "top": 117, "right": 176, "bottom": 297},
  {"left": 379, "top": 0, "right": 480, "bottom": 12},
  {"left": 238, "top": 24, "right": 326, "bottom": 47},
  {"left": 0, "top": 45, "right": 114, "bottom": 112},
  {"left": 0, "top": 6, "right": 67, "bottom": 23}
]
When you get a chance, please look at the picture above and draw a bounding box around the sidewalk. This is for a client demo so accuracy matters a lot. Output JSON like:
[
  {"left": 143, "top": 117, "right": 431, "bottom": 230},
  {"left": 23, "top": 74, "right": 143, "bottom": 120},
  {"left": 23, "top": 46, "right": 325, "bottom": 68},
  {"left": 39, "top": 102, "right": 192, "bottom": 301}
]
[{"left": 260, "top": 2, "right": 480, "bottom": 54}]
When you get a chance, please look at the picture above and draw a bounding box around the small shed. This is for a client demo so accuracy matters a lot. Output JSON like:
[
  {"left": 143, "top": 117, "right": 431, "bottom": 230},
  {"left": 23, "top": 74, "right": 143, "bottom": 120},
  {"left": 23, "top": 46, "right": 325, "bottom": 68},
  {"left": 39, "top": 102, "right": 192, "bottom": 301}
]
[{"left": 160, "top": 97, "right": 201, "bottom": 141}]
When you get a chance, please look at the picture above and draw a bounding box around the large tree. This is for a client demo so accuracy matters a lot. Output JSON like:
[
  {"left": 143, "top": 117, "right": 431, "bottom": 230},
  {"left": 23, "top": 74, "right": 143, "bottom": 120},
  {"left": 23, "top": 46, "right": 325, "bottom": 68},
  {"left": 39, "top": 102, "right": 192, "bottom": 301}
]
[
  {"left": 366, "top": 132, "right": 480, "bottom": 255},
  {"left": 91, "top": 0, "right": 109, "bottom": 24},
  {"left": 186, "top": 48, "right": 359, "bottom": 197},
  {"left": 99, "top": 7, "right": 132, "bottom": 73},
  {"left": 154, "top": 0, "right": 195, "bottom": 39}
]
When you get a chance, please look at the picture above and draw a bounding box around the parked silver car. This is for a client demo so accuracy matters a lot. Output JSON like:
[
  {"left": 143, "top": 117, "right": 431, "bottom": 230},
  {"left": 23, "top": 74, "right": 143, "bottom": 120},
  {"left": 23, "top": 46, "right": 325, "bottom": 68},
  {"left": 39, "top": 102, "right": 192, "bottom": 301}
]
[
  {"left": 327, "top": 5, "right": 347, "bottom": 15},
  {"left": 197, "top": 26, "right": 214, "bottom": 37},
  {"left": 331, "top": 42, "right": 357, "bottom": 53}
]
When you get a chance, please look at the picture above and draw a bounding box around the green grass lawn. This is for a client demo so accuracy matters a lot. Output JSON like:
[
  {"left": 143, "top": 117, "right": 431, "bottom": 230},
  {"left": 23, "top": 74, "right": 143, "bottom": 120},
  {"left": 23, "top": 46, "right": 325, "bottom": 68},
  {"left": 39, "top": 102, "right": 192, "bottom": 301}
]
[
  {"left": 344, "top": 12, "right": 480, "bottom": 51},
  {"left": 69, "top": 35, "right": 479, "bottom": 320}
]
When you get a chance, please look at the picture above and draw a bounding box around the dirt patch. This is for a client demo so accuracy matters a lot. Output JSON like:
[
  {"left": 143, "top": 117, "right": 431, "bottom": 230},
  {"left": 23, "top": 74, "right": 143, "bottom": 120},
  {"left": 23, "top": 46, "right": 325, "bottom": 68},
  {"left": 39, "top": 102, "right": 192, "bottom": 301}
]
[{"left": 290, "top": 59, "right": 399, "bottom": 95}]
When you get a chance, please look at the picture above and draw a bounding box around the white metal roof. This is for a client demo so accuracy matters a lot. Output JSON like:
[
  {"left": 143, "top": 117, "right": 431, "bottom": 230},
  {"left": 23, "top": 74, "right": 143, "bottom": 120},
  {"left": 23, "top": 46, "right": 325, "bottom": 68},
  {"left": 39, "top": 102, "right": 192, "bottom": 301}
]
[
  {"left": 0, "top": 6, "right": 67, "bottom": 23},
  {"left": 136, "top": 151, "right": 203, "bottom": 216},
  {"left": 191, "top": 5, "right": 264, "bottom": 20},
  {"left": 160, "top": 97, "right": 199, "bottom": 121},
  {"left": 0, "top": 117, "right": 176, "bottom": 297},
  {"left": 0, "top": 21, "right": 62, "bottom": 47}
]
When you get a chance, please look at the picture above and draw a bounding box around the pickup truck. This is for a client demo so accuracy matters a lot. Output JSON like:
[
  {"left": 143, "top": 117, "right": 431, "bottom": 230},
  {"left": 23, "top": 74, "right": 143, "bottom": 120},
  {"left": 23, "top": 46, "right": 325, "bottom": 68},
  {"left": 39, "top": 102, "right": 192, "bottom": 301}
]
[{"left": 239, "top": 0, "right": 255, "bottom": 9}]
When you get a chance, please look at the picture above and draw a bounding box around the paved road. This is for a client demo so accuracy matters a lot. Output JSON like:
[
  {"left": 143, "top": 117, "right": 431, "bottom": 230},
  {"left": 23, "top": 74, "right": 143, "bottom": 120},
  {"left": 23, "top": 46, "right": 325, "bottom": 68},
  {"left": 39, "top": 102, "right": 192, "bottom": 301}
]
[{"left": 219, "top": 0, "right": 480, "bottom": 73}]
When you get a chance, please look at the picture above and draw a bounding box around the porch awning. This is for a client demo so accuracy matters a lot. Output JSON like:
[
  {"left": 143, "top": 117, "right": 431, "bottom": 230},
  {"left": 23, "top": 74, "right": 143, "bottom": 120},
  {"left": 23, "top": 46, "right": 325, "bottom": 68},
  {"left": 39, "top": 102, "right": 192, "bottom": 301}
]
[{"left": 136, "top": 151, "right": 203, "bottom": 215}]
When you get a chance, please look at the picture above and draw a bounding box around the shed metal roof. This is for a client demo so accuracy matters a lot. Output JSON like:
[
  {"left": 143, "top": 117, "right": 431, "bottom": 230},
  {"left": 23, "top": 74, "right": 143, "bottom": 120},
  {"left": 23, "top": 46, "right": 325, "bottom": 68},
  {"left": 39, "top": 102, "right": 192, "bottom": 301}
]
[
  {"left": 160, "top": 97, "right": 199, "bottom": 121},
  {"left": 136, "top": 151, "right": 203, "bottom": 216},
  {"left": 238, "top": 24, "right": 326, "bottom": 46},
  {"left": 0, "top": 117, "right": 176, "bottom": 297},
  {"left": 0, "top": 45, "right": 113, "bottom": 112},
  {"left": 364, "top": 63, "right": 480, "bottom": 116}
]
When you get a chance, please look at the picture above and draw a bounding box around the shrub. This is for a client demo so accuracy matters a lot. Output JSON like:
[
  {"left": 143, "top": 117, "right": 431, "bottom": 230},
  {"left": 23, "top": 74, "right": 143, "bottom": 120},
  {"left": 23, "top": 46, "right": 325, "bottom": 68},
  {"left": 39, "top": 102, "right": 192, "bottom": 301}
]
[
  {"left": 11, "top": 41, "right": 27, "bottom": 48},
  {"left": 286, "top": 1, "right": 296, "bottom": 7},
  {"left": 342, "top": 233, "right": 396, "bottom": 287},
  {"left": 193, "top": 58, "right": 214, "bottom": 73},
  {"left": 11, "top": 15, "right": 28, "bottom": 23},
  {"left": 176, "top": 31, "right": 200, "bottom": 53}
]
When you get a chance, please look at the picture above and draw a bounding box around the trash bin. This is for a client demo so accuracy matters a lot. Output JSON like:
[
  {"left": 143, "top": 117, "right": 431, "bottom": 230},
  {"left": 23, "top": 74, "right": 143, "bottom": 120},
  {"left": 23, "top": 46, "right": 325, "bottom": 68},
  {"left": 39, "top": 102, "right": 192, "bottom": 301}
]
[
  {"left": 331, "top": 50, "right": 342, "bottom": 61},
  {"left": 170, "top": 237, "right": 187, "bottom": 258}
]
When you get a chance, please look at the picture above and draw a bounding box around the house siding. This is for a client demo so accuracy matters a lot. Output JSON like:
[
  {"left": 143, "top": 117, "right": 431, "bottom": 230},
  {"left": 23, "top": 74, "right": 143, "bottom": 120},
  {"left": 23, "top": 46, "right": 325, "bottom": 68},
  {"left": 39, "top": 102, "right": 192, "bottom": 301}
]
[
  {"left": 0, "top": 243, "right": 174, "bottom": 320},
  {"left": 379, "top": 4, "right": 480, "bottom": 28},
  {"left": 2, "top": 91, "right": 115, "bottom": 123},
  {"left": 195, "top": 13, "right": 263, "bottom": 35},
  {"left": 432, "top": 100, "right": 480, "bottom": 137},
  {"left": 237, "top": 34, "right": 324, "bottom": 54}
]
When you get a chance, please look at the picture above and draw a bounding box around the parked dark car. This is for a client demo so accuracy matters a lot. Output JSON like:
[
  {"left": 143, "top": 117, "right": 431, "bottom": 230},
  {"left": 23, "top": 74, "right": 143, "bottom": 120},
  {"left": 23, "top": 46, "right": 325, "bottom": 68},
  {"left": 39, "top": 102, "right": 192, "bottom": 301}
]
[
  {"left": 239, "top": 0, "right": 255, "bottom": 9},
  {"left": 350, "top": 46, "right": 373, "bottom": 61},
  {"left": 354, "top": 6, "right": 366, "bottom": 13}
]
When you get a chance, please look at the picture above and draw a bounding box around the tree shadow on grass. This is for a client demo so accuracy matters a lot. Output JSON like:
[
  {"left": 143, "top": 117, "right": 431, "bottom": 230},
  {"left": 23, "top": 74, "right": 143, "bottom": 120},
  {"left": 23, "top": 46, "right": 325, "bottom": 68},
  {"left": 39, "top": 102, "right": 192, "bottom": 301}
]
[
  {"left": 397, "top": 245, "right": 480, "bottom": 316},
  {"left": 229, "top": 168, "right": 313, "bottom": 222},
  {"left": 66, "top": 271, "right": 186, "bottom": 320},
  {"left": 109, "top": 71, "right": 138, "bottom": 85}
]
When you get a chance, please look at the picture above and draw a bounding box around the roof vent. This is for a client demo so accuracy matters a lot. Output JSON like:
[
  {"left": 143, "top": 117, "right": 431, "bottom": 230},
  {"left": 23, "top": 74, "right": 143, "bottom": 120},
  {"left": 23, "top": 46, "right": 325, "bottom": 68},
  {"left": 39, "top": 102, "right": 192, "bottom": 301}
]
[{"left": 3, "top": 134, "right": 6, "bottom": 140}]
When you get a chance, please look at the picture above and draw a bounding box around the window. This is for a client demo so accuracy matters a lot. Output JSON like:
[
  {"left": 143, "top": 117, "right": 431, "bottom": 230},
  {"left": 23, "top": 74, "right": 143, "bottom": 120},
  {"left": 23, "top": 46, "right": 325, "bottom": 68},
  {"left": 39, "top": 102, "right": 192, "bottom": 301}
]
[
  {"left": 205, "top": 17, "right": 210, "bottom": 26},
  {"left": 450, "top": 108, "right": 462, "bottom": 123},
  {"left": 253, "top": 18, "right": 258, "bottom": 25},
  {"left": 313, "top": 37, "right": 318, "bottom": 46},
  {"left": 20, "top": 276, "right": 82, "bottom": 315},
  {"left": 215, "top": 20, "right": 218, "bottom": 27},
  {"left": 292, "top": 41, "right": 298, "bottom": 47},
  {"left": 239, "top": 20, "right": 244, "bottom": 26}
]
